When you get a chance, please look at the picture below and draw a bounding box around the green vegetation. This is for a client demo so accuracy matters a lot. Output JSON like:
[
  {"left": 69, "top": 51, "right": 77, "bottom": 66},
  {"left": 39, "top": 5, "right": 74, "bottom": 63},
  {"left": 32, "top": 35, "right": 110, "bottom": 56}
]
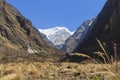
[{"left": 92, "top": 76, "right": 103, "bottom": 80}]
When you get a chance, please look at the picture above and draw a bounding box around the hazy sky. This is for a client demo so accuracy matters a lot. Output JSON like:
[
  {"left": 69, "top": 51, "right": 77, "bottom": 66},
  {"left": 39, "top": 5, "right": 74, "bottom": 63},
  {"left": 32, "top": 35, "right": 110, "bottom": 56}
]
[{"left": 6, "top": 0, "right": 106, "bottom": 31}]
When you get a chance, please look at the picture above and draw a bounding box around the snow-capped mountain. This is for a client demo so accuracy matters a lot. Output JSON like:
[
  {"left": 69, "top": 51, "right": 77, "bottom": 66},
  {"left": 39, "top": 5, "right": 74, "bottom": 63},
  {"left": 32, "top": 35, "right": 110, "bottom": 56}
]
[
  {"left": 62, "top": 18, "right": 96, "bottom": 52},
  {"left": 39, "top": 32, "right": 55, "bottom": 48},
  {"left": 39, "top": 27, "right": 74, "bottom": 49}
]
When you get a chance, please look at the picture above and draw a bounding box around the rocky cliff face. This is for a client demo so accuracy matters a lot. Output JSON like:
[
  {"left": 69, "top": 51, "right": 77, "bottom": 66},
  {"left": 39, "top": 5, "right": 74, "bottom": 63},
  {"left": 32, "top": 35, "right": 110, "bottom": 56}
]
[
  {"left": 73, "top": 0, "right": 120, "bottom": 59},
  {"left": 62, "top": 18, "right": 95, "bottom": 52},
  {"left": 0, "top": 0, "right": 63, "bottom": 62}
]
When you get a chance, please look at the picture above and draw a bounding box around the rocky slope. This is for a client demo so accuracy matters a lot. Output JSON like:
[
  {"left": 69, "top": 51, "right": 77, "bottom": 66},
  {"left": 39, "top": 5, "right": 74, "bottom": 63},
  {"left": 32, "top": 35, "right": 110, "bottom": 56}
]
[
  {"left": 72, "top": 0, "right": 120, "bottom": 61},
  {"left": 39, "top": 27, "right": 74, "bottom": 49},
  {"left": 62, "top": 18, "right": 95, "bottom": 52},
  {"left": 0, "top": 0, "right": 63, "bottom": 62}
]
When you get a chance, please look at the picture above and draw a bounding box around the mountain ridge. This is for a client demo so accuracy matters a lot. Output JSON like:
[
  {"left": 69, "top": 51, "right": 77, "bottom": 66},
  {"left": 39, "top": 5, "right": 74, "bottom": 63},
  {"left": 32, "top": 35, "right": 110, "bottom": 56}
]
[
  {"left": 39, "top": 27, "right": 74, "bottom": 49},
  {"left": 69, "top": 0, "right": 120, "bottom": 62},
  {"left": 62, "top": 18, "right": 95, "bottom": 52},
  {"left": 0, "top": 0, "right": 64, "bottom": 62}
]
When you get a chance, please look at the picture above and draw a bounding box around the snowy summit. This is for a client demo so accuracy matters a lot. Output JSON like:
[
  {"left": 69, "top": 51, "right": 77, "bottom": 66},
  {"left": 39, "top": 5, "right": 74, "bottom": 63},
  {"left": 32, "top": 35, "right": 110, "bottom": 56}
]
[{"left": 39, "top": 27, "right": 74, "bottom": 49}]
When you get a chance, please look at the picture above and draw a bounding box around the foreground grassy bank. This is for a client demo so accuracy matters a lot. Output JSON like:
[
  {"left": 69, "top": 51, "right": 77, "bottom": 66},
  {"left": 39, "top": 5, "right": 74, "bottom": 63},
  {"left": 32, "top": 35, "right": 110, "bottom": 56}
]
[{"left": 0, "top": 62, "right": 120, "bottom": 80}]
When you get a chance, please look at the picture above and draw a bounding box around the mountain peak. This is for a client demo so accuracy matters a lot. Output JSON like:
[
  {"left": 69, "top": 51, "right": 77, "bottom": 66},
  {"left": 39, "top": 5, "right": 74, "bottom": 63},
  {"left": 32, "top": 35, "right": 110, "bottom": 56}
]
[
  {"left": 73, "top": 0, "right": 120, "bottom": 58},
  {"left": 39, "top": 27, "right": 74, "bottom": 49},
  {"left": 53, "top": 27, "right": 74, "bottom": 34},
  {"left": 62, "top": 18, "right": 95, "bottom": 52},
  {"left": 39, "top": 27, "right": 74, "bottom": 36}
]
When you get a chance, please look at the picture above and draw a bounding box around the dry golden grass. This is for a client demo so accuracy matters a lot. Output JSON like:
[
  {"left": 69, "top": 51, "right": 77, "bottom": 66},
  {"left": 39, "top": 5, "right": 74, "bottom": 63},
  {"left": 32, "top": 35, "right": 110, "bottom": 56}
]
[
  {"left": 70, "top": 53, "right": 92, "bottom": 59},
  {"left": 0, "top": 61, "right": 120, "bottom": 80}
]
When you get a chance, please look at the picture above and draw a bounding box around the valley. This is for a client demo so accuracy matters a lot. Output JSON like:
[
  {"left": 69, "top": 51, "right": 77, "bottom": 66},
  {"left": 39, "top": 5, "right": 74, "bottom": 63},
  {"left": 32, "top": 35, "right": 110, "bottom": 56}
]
[{"left": 0, "top": 0, "right": 120, "bottom": 80}]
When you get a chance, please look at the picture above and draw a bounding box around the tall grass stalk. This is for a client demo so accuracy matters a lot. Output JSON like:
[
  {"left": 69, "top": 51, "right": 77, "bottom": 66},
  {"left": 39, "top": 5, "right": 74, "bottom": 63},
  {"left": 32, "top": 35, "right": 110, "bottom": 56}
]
[
  {"left": 95, "top": 37, "right": 119, "bottom": 75},
  {"left": 113, "top": 43, "right": 118, "bottom": 73},
  {"left": 96, "top": 37, "right": 111, "bottom": 63}
]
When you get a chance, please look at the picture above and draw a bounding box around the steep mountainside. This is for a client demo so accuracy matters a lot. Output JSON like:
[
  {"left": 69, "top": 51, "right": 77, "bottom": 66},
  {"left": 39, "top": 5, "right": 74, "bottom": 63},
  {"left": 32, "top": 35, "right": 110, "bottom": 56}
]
[
  {"left": 0, "top": 0, "right": 63, "bottom": 62},
  {"left": 73, "top": 0, "right": 120, "bottom": 60},
  {"left": 39, "top": 27, "right": 74, "bottom": 49},
  {"left": 62, "top": 18, "right": 95, "bottom": 52}
]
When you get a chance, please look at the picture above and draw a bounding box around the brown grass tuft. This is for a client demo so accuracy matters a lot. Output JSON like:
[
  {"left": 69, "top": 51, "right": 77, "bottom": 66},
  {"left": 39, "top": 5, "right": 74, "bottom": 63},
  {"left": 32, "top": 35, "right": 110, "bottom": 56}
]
[{"left": 0, "top": 62, "right": 120, "bottom": 80}]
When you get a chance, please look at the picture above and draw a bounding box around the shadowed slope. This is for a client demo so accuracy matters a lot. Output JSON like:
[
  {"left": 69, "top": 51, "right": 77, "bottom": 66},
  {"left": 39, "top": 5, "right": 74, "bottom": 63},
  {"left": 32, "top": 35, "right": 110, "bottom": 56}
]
[{"left": 73, "top": 0, "right": 120, "bottom": 58}]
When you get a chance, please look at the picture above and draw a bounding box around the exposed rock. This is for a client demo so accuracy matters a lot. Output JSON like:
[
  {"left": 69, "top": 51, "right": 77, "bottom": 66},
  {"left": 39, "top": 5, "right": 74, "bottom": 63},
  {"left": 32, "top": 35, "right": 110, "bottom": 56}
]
[
  {"left": 62, "top": 18, "right": 95, "bottom": 52},
  {"left": 0, "top": 0, "right": 64, "bottom": 62},
  {"left": 73, "top": 0, "right": 120, "bottom": 59}
]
